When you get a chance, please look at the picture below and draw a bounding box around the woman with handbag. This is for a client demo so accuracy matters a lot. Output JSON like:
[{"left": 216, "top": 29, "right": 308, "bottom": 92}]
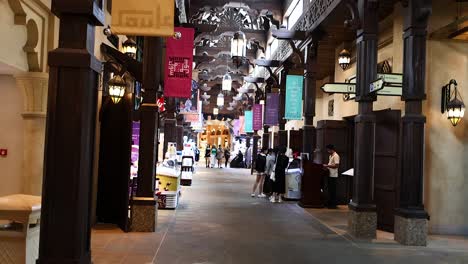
[
  {"left": 251, "top": 148, "right": 268, "bottom": 197},
  {"left": 270, "top": 146, "right": 289, "bottom": 203},
  {"left": 263, "top": 149, "right": 276, "bottom": 196}
]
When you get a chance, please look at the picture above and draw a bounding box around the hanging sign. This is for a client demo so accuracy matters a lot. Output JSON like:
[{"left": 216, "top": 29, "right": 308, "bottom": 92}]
[
  {"left": 164, "top": 27, "right": 195, "bottom": 98},
  {"left": 111, "top": 0, "right": 174, "bottom": 37},
  {"left": 285, "top": 75, "right": 303, "bottom": 120},
  {"left": 253, "top": 104, "right": 263, "bottom": 131},
  {"left": 157, "top": 97, "right": 165, "bottom": 112},
  {"left": 239, "top": 116, "right": 245, "bottom": 135},
  {"left": 244, "top": 111, "right": 253, "bottom": 133},
  {"left": 265, "top": 93, "right": 279, "bottom": 126},
  {"left": 232, "top": 119, "right": 240, "bottom": 136}
]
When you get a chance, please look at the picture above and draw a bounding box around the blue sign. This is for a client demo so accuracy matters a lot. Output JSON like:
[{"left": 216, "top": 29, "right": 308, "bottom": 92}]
[
  {"left": 285, "top": 75, "right": 303, "bottom": 120},
  {"left": 244, "top": 110, "right": 253, "bottom": 133}
]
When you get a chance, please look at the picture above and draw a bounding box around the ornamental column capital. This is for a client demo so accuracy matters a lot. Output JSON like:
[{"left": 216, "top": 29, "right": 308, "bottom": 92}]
[{"left": 15, "top": 72, "right": 49, "bottom": 118}]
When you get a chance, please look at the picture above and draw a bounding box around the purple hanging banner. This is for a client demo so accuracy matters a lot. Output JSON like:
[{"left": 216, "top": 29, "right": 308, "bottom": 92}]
[
  {"left": 265, "top": 93, "right": 279, "bottom": 126},
  {"left": 253, "top": 104, "right": 263, "bottom": 131}
]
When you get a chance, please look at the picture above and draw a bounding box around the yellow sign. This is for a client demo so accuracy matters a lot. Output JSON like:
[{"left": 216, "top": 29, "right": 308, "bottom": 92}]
[{"left": 111, "top": 0, "right": 174, "bottom": 37}]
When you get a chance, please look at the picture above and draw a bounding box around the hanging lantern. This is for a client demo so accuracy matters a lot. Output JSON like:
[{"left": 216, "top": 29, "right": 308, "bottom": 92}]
[
  {"left": 217, "top": 92, "right": 224, "bottom": 107},
  {"left": 338, "top": 49, "right": 351, "bottom": 71},
  {"left": 442, "top": 79, "right": 465, "bottom": 126},
  {"left": 108, "top": 75, "right": 127, "bottom": 104},
  {"left": 222, "top": 73, "right": 232, "bottom": 93},
  {"left": 231, "top": 31, "right": 247, "bottom": 67},
  {"left": 447, "top": 98, "right": 465, "bottom": 126},
  {"left": 213, "top": 107, "right": 219, "bottom": 115},
  {"left": 122, "top": 38, "right": 137, "bottom": 58}
]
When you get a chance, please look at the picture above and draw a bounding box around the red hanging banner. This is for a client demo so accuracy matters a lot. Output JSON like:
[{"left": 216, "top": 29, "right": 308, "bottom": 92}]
[{"left": 164, "top": 27, "right": 194, "bottom": 98}]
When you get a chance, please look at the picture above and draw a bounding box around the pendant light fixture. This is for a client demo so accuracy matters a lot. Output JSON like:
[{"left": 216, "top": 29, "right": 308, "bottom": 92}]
[
  {"left": 231, "top": 1, "right": 247, "bottom": 67},
  {"left": 338, "top": 49, "right": 351, "bottom": 71},
  {"left": 217, "top": 92, "right": 224, "bottom": 108}
]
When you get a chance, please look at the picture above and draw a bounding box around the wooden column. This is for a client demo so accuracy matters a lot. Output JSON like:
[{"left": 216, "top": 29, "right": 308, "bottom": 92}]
[
  {"left": 136, "top": 37, "right": 162, "bottom": 198},
  {"left": 36, "top": 1, "right": 104, "bottom": 263},
  {"left": 348, "top": 0, "right": 378, "bottom": 239},
  {"left": 302, "top": 40, "right": 318, "bottom": 158},
  {"left": 176, "top": 117, "right": 184, "bottom": 151},
  {"left": 163, "top": 98, "right": 177, "bottom": 157},
  {"left": 262, "top": 125, "right": 270, "bottom": 149},
  {"left": 394, "top": 0, "right": 431, "bottom": 246},
  {"left": 278, "top": 69, "right": 288, "bottom": 147},
  {"left": 251, "top": 132, "right": 260, "bottom": 174}
]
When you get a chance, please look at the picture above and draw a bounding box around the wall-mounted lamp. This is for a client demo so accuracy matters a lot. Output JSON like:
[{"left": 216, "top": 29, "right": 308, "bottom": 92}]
[
  {"left": 338, "top": 49, "right": 351, "bottom": 71},
  {"left": 442, "top": 79, "right": 465, "bottom": 126},
  {"left": 108, "top": 75, "right": 127, "bottom": 104},
  {"left": 122, "top": 38, "right": 137, "bottom": 58}
]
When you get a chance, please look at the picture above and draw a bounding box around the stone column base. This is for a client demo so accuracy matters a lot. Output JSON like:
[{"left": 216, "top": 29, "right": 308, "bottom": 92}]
[
  {"left": 130, "top": 197, "right": 157, "bottom": 232},
  {"left": 348, "top": 210, "right": 377, "bottom": 239},
  {"left": 394, "top": 215, "right": 428, "bottom": 246}
]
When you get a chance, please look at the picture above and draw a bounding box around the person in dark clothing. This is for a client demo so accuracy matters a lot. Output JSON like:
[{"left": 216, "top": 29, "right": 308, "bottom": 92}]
[
  {"left": 271, "top": 146, "right": 289, "bottom": 203},
  {"left": 204, "top": 144, "right": 211, "bottom": 168},
  {"left": 323, "top": 144, "right": 340, "bottom": 209},
  {"left": 251, "top": 148, "right": 268, "bottom": 198},
  {"left": 224, "top": 147, "right": 231, "bottom": 168}
]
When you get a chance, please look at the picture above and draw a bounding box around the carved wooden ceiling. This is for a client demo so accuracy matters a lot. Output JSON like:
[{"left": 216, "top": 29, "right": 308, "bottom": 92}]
[{"left": 188, "top": 0, "right": 283, "bottom": 116}]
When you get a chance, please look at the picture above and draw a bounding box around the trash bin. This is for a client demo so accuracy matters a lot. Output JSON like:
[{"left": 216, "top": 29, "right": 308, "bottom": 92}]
[{"left": 0, "top": 194, "right": 41, "bottom": 264}]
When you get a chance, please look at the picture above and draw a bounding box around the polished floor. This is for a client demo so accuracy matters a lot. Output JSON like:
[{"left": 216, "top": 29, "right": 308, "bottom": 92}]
[{"left": 92, "top": 166, "right": 468, "bottom": 264}]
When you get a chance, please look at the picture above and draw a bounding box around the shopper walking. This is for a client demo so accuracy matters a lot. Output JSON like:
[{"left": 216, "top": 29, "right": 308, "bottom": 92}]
[
  {"left": 323, "top": 144, "right": 340, "bottom": 209},
  {"left": 270, "top": 146, "right": 289, "bottom": 203},
  {"left": 205, "top": 144, "right": 211, "bottom": 168},
  {"left": 216, "top": 145, "right": 224, "bottom": 168},
  {"left": 224, "top": 146, "right": 231, "bottom": 168},
  {"left": 210, "top": 145, "right": 217, "bottom": 168},
  {"left": 245, "top": 145, "right": 252, "bottom": 168},
  {"left": 251, "top": 148, "right": 268, "bottom": 197},
  {"left": 263, "top": 148, "right": 276, "bottom": 195}
]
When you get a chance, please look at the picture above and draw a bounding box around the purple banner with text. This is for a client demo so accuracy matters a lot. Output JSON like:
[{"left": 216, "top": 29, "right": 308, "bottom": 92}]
[
  {"left": 265, "top": 93, "right": 279, "bottom": 126},
  {"left": 253, "top": 104, "right": 263, "bottom": 131}
]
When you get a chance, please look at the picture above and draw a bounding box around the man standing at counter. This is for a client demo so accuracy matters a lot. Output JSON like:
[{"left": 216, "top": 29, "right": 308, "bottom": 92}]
[{"left": 324, "top": 144, "right": 340, "bottom": 209}]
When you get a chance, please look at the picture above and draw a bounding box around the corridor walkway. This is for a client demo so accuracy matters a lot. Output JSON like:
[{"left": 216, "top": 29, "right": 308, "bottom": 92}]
[{"left": 92, "top": 166, "right": 468, "bottom": 264}]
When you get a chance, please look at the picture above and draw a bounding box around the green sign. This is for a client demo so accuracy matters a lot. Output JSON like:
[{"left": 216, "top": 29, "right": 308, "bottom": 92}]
[
  {"left": 321, "top": 83, "right": 356, "bottom": 94},
  {"left": 285, "top": 75, "right": 303, "bottom": 120},
  {"left": 244, "top": 110, "right": 253, "bottom": 133}
]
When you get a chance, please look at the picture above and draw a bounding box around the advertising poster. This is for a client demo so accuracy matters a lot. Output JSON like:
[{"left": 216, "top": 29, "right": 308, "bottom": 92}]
[
  {"left": 285, "top": 75, "right": 303, "bottom": 120},
  {"left": 265, "top": 93, "right": 279, "bottom": 125},
  {"left": 131, "top": 122, "right": 140, "bottom": 178},
  {"left": 164, "top": 27, "right": 194, "bottom": 98},
  {"left": 245, "top": 110, "right": 253, "bottom": 133},
  {"left": 253, "top": 104, "right": 263, "bottom": 131}
]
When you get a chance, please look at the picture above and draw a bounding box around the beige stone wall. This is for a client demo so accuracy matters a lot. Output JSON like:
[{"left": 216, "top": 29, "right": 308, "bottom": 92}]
[
  {"left": 424, "top": 0, "right": 468, "bottom": 235},
  {"left": 0, "top": 75, "right": 24, "bottom": 196},
  {"left": 310, "top": 0, "right": 468, "bottom": 235}
]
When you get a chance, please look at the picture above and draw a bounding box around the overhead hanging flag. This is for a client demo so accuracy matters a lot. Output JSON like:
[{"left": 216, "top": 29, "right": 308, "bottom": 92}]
[
  {"left": 285, "top": 75, "right": 303, "bottom": 120},
  {"left": 253, "top": 104, "right": 263, "bottom": 131},
  {"left": 239, "top": 116, "right": 245, "bottom": 135},
  {"left": 164, "top": 27, "right": 195, "bottom": 98},
  {"left": 265, "top": 93, "right": 279, "bottom": 126},
  {"left": 245, "top": 110, "right": 253, "bottom": 133},
  {"left": 111, "top": 0, "right": 174, "bottom": 37}
]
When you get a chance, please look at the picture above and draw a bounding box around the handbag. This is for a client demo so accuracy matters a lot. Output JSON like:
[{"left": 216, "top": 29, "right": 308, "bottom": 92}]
[{"left": 270, "top": 156, "right": 277, "bottom": 181}]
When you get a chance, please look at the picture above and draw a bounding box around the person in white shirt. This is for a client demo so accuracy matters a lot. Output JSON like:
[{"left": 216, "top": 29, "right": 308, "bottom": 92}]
[{"left": 323, "top": 144, "right": 340, "bottom": 209}]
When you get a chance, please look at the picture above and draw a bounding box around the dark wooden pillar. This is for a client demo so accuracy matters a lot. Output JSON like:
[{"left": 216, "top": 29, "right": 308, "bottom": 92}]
[
  {"left": 262, "top": 125, "right": 270, "bottom": 149},
  {"left": 348, "top": 0, "right": 378, "bottom": 239},
  {"left": 136, "top": 37, "right": 162, "bottom": 198},
  {"left": 278, "top": 69, "right": 288, "bottom": 147},
  {"left": 176, "top": 117, "right": 184, "bottom": 151},
  {"left": 251, "top": 132, "right": 260, "bottom": 174},
  {"left": 303, "top": 40, "right": 318, "bottom": 158},
  {"left": 36, "top": 1, "right": 104, "bottom": 263},
  {"left": 163, "top": 98, "right": 177, "bottom": 157},
  {"left": 394, "top": 0, "right": 431, "bottom": 246}
]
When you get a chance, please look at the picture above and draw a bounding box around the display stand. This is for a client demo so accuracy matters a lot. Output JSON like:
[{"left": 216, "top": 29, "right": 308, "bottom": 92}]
[
  {"left": 284, "top": 159, "right": 302, "bottom": 200},
  {"left": 156, "top": 166, "right": 181, "bottom": 209},
  {"left": 180, "top": 156, "right": 194, "bottom": 186}
]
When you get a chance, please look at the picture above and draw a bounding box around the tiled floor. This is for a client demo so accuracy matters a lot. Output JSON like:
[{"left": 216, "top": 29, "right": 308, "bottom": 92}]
[{"left": 91, "top": 166, "right": 468, "bottom": 264}]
